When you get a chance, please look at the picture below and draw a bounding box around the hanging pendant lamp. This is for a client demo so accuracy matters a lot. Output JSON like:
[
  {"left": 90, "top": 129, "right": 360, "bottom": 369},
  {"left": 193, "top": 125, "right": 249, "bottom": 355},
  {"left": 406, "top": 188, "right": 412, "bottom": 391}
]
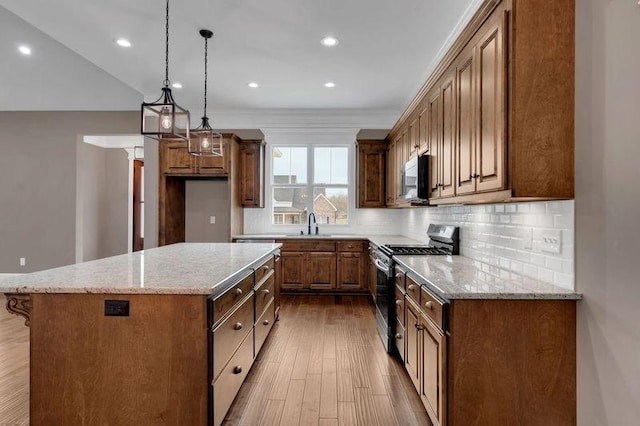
[
  {"left": 141, "top": 0, "right": 190, "bottom": 141},
  {"left": 189, "top": 29, "right": 223, "bottom": 157}
]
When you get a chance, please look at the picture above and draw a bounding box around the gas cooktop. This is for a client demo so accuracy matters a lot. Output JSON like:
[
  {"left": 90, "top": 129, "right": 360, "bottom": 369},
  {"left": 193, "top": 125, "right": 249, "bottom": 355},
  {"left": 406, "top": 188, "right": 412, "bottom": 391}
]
[
  {"left": 377, "top": 225, "right": 460, "bottom": 257},
  {"left": 382, "top": 245, "right": 452, "bottom": 255}
]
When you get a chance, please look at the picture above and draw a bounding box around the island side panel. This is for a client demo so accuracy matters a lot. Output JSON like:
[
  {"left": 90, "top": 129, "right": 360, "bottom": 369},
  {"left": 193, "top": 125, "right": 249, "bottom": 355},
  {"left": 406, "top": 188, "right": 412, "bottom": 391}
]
[
  {"left": 448, "top": 299, "right": 576, "bottom": 426},
  {"left": 30, "top": 293, "right": 208, "bottom": 425}
]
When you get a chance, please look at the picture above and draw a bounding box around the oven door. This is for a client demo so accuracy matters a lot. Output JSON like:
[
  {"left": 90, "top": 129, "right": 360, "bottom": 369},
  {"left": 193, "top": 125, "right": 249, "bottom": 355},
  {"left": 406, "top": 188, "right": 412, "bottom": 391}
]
[{"left": 373, "top": 254, "right": 393, "bottom": 352}]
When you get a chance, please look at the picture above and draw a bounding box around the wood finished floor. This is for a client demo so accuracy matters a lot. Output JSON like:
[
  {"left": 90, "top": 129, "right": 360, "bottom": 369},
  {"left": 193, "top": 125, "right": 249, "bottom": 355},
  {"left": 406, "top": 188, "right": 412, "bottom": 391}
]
[
  {"left": 0, "top": 295, "right": 430, "bottom": 426},
  {"left": 224, "top": 295, "right": 431, "bottom": 426}
]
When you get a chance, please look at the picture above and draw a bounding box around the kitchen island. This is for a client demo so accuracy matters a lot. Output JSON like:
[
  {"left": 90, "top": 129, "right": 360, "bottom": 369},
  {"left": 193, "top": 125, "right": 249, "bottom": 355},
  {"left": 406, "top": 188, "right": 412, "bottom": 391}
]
[{"left": 0, "top": 243, "right": 281, "bottom": 426}]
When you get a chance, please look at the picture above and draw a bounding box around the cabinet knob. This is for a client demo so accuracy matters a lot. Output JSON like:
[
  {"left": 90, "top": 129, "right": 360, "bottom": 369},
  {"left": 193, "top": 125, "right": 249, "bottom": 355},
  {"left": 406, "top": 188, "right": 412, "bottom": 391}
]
[
  {"left": 263, "top": 289, "right": 271, "bottom": 295},
  {"left": 395, "top": 333, "right": 403, "bottom": 339},
  {"left": 263, "top": 319, "right": 270, "bottom": 326},
  {"left": 407, "top": 284, "right": 416, "bottom": 291},
  {"left": 395, "top": 299, "right": 403, "bottom": 306},
  {"left": 232, "top": 366, "right": 243, "bottom": 375},
  {"left": 233, "top": 322, "right": 243, "bottom": 330},
  {"left": 414, "top": 323, "right": 426, "bottom": 331},
  {"left": 395, "top": 273, "right": 404, "bottom": 279},
  {"left": 469, "top": 174, "right": 473, "bottom": 180},
  {"left": 235, "top": 288, "right": 243, "bottom": 296},
  {"left": 473, "top": 173, "right": 480, "bottom": 179},
  {"left": 263, "top": 265, "right": 271, "bottom": 271},
  {"left": 425, "top": 301, "right": 434, "bottom": 310},
  {"left": 347, "top": 245, "right": 354, "bottom": 249}
]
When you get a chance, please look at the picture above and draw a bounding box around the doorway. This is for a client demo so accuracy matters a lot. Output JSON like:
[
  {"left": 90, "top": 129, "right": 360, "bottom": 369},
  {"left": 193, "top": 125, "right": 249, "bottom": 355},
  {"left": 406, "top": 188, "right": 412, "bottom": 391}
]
[{"left": 132, "top": 159, "right": 144, "bottom": 251}]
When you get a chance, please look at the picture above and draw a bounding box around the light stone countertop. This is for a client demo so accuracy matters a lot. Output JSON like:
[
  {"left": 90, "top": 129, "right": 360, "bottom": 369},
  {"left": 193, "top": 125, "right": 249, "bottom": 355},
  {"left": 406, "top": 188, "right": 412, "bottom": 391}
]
[
  {"left": 0, "top": 243, "right": 281, "bottom": 298},
  {"left": 234, "top": 234, "right": 423, "bottom": 246},
  {"left": 394, "top": 255, "right": 582, "bottom": 300}
]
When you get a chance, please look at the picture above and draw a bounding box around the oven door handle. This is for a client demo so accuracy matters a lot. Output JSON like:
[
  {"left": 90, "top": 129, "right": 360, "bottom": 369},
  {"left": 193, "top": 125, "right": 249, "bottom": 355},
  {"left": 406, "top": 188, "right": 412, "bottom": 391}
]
[{"left": 374, "top": 259, "right": 390, "bottom": 273}]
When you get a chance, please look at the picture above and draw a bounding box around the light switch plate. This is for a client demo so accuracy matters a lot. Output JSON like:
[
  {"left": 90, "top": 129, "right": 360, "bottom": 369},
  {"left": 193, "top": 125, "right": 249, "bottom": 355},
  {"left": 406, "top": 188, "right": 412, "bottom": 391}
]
[
  {"left": 209, "top": 216, "right": 216, "bottom": 225},
  {"left": 19, "top": 257, "right": 26, "bottom": 267},
  {"left": 541, "top": 230, "right": 562, "bottom": 254}
]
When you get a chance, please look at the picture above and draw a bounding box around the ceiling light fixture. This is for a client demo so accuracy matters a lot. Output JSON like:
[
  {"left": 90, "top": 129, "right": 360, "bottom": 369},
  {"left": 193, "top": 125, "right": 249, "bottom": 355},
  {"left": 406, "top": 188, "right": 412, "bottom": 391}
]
[
  {"left": 141, "top": 0, "right": 190, "bottom": 142},
  {"left": 116, "top": 38, "right": 131, "bottom": 47},
  {"left": 172, "top": 82, "right": 183, "bottom": 89},
  {"left": 188, "top": 29, "right": 223, "bottom": 157},
  {"left": 320, "top": 36, "right": 339, "bottom": 47},
  {"left": 324, "top": 82, "right": 336, "bottom": 88},
  {"left": 18, "top": 45, "right": 31, "bottom": 55},
  {"left": 248, "top": 82, "right": 259, "bottom": 88}
]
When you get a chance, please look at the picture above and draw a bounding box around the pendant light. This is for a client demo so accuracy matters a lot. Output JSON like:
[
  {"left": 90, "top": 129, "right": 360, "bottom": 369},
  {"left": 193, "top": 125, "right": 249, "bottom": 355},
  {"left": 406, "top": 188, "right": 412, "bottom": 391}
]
[
  {"left": 189, "top": 29, "right": 223, "bottom": 157},
  {"left": 141, "top": 0, "right": 190, "bottom": 141}
]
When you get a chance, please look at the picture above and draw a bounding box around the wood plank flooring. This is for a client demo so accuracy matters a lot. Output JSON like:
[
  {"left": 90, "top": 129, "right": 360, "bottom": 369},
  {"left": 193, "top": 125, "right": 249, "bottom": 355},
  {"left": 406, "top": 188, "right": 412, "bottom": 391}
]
[
  {"left": 224, "top": 295, "right": 431, "bottom": 426},
  {"left": 0, "top": 295, "right": 429, "bottom": 426}
]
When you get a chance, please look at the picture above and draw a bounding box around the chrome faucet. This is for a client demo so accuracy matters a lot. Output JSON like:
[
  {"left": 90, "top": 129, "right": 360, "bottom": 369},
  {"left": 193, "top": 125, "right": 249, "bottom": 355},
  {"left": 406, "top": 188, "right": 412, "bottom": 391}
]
[{"left": 308, "top": 212, "right": 318, "bottom": 235}]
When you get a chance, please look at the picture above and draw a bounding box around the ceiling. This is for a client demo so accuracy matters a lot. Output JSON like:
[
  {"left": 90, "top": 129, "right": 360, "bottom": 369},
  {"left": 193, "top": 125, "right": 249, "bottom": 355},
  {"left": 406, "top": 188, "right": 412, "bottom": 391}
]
[{"left": 1, "top": 0, "right": 478, "bottom": 114}]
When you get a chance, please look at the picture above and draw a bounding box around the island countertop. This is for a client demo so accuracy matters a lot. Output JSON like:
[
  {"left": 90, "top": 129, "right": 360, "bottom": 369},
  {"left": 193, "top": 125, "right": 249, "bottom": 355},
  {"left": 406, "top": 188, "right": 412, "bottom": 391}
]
[{"left": 0, "top": 243, "right": 281, "bottom": 297}]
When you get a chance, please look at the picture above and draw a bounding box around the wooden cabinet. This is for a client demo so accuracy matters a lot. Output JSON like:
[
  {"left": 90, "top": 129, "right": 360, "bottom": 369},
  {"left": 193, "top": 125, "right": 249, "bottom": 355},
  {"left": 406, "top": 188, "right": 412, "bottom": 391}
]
[
  {"left": 385, "top": 138, "right": 397, "bottom": 206},
  {"left": 385, "top": 0, "right": 575, "bottom": 205},
  {"left": 308, "top": 252, "right": 336, "bottom": 290},
  {"left": 337, "top": 252, "right": 364, "bottom": 290},
  {"left": 419, "top": 312, "right": 446, "bottom": 425},
  {"left": 238, "top": 140, "right": 265, "bottom": 208},
  {"left": 280, "top": 252, "right": 306, "bottom": 290},
  {"left": 405, "top": 297, "right": 421, "bottom": 392},
  {"left": 160, "top": 137, "right": 232, "bottom": 176},
  {"left": 356, "top": 140, "right": 386, "bottom": 208},
  {"left": 368, "top": 245, "right": 377, "bottom": 300}
]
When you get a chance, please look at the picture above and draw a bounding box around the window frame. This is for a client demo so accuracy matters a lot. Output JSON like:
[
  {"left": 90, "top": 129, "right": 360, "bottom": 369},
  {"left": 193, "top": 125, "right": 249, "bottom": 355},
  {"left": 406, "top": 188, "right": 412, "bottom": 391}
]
[{"left": 268, "top": 142, "right": 352, "bottom": 230}]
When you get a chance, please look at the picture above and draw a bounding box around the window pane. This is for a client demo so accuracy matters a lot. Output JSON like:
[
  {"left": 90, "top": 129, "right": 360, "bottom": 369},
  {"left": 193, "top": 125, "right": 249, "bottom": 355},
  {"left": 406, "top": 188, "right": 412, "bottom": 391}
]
[
  {"left": 273, "top": 146, "right": 307, "bottom": 184},
  {"left": 314, "top": 147, "right": 348, "bottom": 184},
  {"left": 272, "top": 187, "right": 309, "bottom": 225},
  {"left": 313, "top": 187, "right": 348, "bottom": 224}
]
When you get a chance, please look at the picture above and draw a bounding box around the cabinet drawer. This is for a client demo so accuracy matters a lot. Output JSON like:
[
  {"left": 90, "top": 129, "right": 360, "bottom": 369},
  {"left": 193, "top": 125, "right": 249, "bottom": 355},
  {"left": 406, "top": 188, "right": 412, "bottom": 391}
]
[
  {"left": 255, "top": 298, "right": 275, "bottom": 356},
  {"left": 212, "top": 273, "right": 254, "bottom": 324},
  {"left": 255, "top": 272, "right": 275, "bottom": 318},
  {"left": 406, "top": 275, "right": 421, "bottom": 304},
  {"left": 394, "top": 319, "right": 406, "bottom": 363},
  {"left": 337, "top": 241, "right": 364, "bottom": 252},
  {"left": 281, "top": 240, "right": 336, "bottom": 252},
  {"left": 213, "top": 294, "right": 254, "bottom": 381},
  {"left": 395, "top": 285, "right": 405, "bottom": 326},
  {"left": 255, "top": 257, "right": 275, "bottom": 286},
  {"left": 395, "top": 267, "right": 406, "bottom": 290},
  {"left": 213, "top": 330, "right": 254, "bottom": 426},
  {"left": 420, "top": 286, "right": 445, "bottom": 331}
]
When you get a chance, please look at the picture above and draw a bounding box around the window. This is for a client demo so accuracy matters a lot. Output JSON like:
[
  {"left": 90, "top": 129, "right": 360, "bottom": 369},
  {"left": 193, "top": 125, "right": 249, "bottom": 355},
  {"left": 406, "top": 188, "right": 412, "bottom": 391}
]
[{"left": 272, "top": 146, "right": 349, "bottom": 225}]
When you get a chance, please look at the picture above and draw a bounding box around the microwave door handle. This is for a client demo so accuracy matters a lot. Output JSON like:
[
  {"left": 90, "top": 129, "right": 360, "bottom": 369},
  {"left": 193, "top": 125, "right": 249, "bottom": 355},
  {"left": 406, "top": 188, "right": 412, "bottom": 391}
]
[{"left": 374, "top": 259, "right": 390, "bottom": 273}]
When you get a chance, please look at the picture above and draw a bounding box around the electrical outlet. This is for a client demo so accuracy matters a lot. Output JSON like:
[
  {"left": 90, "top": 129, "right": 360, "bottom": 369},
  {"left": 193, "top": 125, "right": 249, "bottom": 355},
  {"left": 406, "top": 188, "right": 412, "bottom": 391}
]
[
  {"left": 19, "top": 257, "right": 26, "bottom": 267},
  {"left": 209, "top": 216, "right": 216, "bottom": 225},
  {"left": 541, "top": 230, "right": 562, "bottom": 254}
]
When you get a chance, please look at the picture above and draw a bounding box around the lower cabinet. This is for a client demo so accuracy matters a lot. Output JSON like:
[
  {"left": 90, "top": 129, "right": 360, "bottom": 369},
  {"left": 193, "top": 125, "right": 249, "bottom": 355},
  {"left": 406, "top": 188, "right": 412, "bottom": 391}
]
[
  {"left": 405, "top": 298, "right": 422, "bottom": 392},
  {"left": 337, "top": 252, "right": 365, "bottom": 290},
  {"left": 419, "top": 311, "right": 446, "bottom": 424},
  {"left": 309, "top": 252, "right": 337, "bottom": 289}
]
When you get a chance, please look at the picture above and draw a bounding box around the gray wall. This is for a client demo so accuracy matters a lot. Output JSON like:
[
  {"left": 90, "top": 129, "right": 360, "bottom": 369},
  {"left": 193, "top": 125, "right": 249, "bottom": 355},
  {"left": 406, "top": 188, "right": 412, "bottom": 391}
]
[
  {"left": 185, "top": 180, "right": 231, "bottom": 243},
  {"left": 76, "top": 144, "right": 129, "bottom": 262},
  {"left": 143, "top": 138, "right": 159, "bottom": 249},
  {"left": 0, "top": 111, "right": 139, "bottom": 273},
  {"left": 575, "top": 0, "right": 640, "bottom": 424}
]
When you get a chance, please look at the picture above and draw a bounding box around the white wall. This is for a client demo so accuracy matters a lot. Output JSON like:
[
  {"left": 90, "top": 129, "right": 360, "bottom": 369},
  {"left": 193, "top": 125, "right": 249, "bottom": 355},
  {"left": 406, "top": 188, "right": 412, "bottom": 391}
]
[{"left": 575, "top": 0, "right": 640, "bottom": 424}]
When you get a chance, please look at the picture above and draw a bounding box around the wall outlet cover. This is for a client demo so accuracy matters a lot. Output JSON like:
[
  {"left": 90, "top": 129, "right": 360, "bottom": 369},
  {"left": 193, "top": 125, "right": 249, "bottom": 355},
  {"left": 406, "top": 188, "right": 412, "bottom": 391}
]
[
  {"left": 19, "top": 257, "right": 26, "bottom": 267},
  {"left": 209, "top": 216, "right": 216, "bottom": 225}
]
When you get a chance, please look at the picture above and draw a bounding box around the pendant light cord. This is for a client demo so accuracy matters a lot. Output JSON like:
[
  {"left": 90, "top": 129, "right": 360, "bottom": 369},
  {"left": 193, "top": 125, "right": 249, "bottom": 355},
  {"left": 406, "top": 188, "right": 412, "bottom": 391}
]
[
  {"left": 203, "top": 35, "right": 208, "bottom": 118},
  {"left": 163, "top": 0, "right": 170, "bottom": 87}
]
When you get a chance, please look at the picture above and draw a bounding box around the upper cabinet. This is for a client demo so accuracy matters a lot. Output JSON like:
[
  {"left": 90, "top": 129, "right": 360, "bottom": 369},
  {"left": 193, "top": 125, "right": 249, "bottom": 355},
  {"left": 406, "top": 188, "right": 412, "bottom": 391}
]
[
  {"left": 356, "top": 140, "right": 386, "bottom": 208},
  {"left": 160, "top": 135, "right": 235, "bottom": 176},
  {"left": 386, "top": 0, "right": 574, "bottom": 205},
  {"left": 238, "top": 140, "right": 266, "bottom": 208}
]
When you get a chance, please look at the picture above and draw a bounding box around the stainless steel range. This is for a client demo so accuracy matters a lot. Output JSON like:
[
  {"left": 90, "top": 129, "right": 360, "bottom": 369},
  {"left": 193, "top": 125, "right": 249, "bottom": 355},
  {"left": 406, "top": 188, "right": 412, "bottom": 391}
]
[{"left": 372, "top": 224, "right": 459, "bottom": 352}]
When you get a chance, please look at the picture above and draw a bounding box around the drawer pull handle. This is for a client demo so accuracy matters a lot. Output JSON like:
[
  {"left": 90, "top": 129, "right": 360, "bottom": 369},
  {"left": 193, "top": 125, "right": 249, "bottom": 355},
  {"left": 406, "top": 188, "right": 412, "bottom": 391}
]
[
  {"left": 407, "top": 284, "right": 416, "bottom": 291},
  {"left": 233, "top": 322, "right": 243, "bottom": 330},
  {"left": 232, "top": 366, "right": 243, "bottom": 375},
  {"left": 414, "top": 323, "right": 426, "bottom": 331},
  {"left": 263, "top": 319, "right": 270, "bottom": 326},
  {"left": 235, "top": 288, "right": 243, "bottom": 296},
  {"left": 395, "top": 299, "right": 403, "bottom": 306},
  {"left": 395, "top": 333, "right": 403, "bottom": 340},
  {"left": 263, "top": 289, "right": 271, "bottom": 295},
  {"left": 347, "top": 245, "right": 354, "bottom": 249},
  {"left": 425, "top": 301, "right": 434, "bottom": 310}
]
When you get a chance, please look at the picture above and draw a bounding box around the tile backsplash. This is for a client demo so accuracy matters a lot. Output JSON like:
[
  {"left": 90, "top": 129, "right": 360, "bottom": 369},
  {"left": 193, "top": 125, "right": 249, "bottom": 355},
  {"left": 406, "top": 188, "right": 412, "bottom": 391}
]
[{"left": 243, "top": 200, "right": 575, "bottom": 290}]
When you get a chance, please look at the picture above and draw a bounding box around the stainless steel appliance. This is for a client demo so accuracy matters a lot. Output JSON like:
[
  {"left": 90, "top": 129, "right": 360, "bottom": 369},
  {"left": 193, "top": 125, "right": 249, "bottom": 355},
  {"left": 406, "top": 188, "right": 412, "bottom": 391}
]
[
  {"left": 372, "top": 224, "right": 459, "bottom": 352},
  {"left": 401, "top": 154, "right": 430, "bottom": 201}
]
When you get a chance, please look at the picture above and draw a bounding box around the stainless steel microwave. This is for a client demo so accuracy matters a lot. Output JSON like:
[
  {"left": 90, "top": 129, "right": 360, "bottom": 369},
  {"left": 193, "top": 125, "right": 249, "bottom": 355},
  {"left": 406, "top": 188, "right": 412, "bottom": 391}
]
[{"left": 401, "top": 155, "right": 430, "bottom": 201}]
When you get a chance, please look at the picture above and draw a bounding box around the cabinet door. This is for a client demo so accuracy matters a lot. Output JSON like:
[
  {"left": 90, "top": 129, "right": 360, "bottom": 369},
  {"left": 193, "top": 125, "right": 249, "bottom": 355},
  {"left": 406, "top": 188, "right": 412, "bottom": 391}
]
[
  {"left": 198, "top": 140, "right": 229, "bottom": 175},
  {"left": 475, "top": 12, "right": 506, "bottom": 193},
  {"left": 409, "top": 118, "right": 419, "bottom": 158},
  {"left": 427, "top": 89, "right": 441, "bottom": 200},
  {"left": 440, "top": 72, "right": 456, "bottom": 198},
  {"left": 239, "top": 141, "right": 264, "bottom": 207},
  {"left": 368, "top": 253, "right": 377, "bottom": 300},
  {"left": 420, "top": 314, "right": 446, "bottom": 426},
  {"left": 418, "top": 105, "right": 429, "bottom": 156},
  {"left": 386, "top": 139, "right": 397, "bottom": 206},
  {"left": 308, "top": 252, "right": 336, "bottom": 290},
  {"left": 163, "top": 141, "right": 194, "bottom": 174},
  {"left": 456, "top": 46, "right": 477, "bottom": 196},
  {"left": 405, "top": 298, "right": 421, "bottom": 393},
  {"left": 281, "top": 252, "right": 306, "bottom": 290},
  {"left": 357, "top": 141, "right": 386, "bottom": 208},
  {"left": 396, "top": 133, "right": 406, "bottom": 204},
  {"left": 337, "top": 252, "right": 364, "bottom": 290}
]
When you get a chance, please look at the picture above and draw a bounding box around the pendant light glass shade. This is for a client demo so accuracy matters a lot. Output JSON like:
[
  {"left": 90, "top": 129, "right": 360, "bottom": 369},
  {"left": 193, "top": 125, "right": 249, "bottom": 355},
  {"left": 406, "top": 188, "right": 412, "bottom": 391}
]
[
  {"left": 188, "top": 29, "right": 223, "bottom": 157},
  {"left": 140, "top": 0, "right": 190, "bottom": 141}
]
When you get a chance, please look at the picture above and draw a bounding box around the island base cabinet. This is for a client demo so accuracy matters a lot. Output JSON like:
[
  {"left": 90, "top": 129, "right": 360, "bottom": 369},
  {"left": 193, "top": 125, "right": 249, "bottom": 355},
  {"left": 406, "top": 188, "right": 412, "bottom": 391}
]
[
  {"left": 213, "top": 330, "right": 254, "bottom": 426},
  {"left": 255, "top": 298, "right": 276, "bottom": 355},
  {"left": 30, "top": 294, "right": 208, "bottom": 426}
]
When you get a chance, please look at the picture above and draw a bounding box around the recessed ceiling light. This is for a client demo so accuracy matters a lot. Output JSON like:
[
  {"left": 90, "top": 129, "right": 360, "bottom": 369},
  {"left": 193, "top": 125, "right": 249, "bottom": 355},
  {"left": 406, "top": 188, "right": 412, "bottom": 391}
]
[
  {"left": 248, "top": 82, "right": 259, "bottom": 88},
  {"left": 172, "top": 82, "right": 183, "bottom": 89},
  {"left": 321, "top": 36, "right": 339, "bottom": 47},
  {"left": 324, "top": 82, "right": 336, "bottom": 88},
  {"left": 116, "top": 38, "right": 131, "bottom": 48},
  {"left": 18, "top": 45, "right": 31, "bottom": 55}
]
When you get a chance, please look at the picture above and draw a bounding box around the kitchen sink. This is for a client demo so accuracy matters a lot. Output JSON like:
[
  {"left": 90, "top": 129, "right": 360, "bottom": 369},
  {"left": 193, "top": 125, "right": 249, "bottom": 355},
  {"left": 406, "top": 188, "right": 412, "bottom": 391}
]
[{"left": 284, "top": 234, "right": 334, "bottom": 237}]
